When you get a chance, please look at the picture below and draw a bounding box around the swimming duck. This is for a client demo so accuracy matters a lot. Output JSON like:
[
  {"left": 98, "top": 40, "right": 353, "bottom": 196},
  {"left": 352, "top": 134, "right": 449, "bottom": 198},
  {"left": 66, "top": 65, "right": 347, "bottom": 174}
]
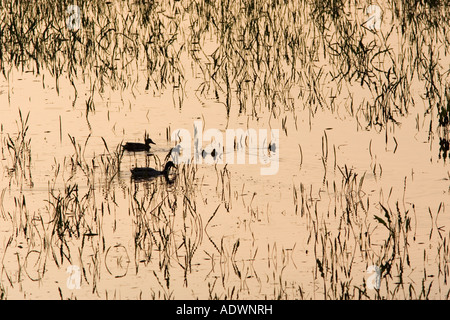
[
  {"left": 201, "top": 148, "right": 217, "bottom": 159},
  {"left": 131, "top": 161, "right": 177, "bottom": 181},
  {"left": 123, "top": 138, "right": 155, "bottom": 152},
  {"left": 268, "top": 141, "right": 276, "bottom": 153}
]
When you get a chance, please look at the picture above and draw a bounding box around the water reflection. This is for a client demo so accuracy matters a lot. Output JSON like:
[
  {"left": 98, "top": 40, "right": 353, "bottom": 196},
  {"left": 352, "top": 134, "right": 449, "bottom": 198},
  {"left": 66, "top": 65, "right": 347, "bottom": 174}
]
[{"left": 0, "top": 0, "right": 450, "bottom": 300}]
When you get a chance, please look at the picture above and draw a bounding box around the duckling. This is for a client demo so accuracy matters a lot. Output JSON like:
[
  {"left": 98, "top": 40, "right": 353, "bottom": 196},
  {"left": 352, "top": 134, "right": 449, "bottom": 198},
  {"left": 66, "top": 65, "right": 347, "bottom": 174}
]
[
  {"left": 123, "top": 138, "right": 155, "bottom": 152},
  {"left": 131, "top": 161, "right": 177, "bottom": 181}
]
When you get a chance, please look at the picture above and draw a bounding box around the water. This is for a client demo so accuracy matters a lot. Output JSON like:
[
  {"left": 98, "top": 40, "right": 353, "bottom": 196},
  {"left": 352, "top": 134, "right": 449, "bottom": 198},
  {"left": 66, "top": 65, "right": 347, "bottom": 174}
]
[{"left": 0, "top": 0, "right": 450, "bottom": 300}]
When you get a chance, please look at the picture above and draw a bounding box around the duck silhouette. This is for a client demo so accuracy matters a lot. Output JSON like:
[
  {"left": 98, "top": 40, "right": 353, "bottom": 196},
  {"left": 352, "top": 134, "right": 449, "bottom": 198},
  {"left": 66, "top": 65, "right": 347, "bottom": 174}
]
[
  {"left": 268, "top": 141, "right": 276, "bottom": 153},
  {"left": 131, "top": 161, "right": 177, "bottom": 181},
  {"left": 123, "top": 138, "right": 155, "bottom": 152},
  {"left": 202, "top": 148, "right": 217, "bottom": 159}
]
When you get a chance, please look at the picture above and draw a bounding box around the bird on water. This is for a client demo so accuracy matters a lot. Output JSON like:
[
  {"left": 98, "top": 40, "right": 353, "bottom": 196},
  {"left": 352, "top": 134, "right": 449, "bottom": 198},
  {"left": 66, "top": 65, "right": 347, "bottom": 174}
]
[
  {"left": 202, "top": 148, "right": 217, "bottom": 159},
  {"left": 123, "top": 138, "right": 155, "bottom": 152},
  {"left": 131, "top": 161, "right": 177, "bottom": 182}
]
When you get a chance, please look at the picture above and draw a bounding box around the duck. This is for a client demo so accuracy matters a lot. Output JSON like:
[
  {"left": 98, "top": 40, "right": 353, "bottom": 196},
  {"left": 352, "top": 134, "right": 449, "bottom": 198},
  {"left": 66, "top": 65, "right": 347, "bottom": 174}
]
[
  {"left": 131, "top": 161, "right": 177, "bottom": 181},
  {"left": 201, "top": 148, "right": 217, "bottom": 159},
  {"left": 268, "top": 141, "right": 276, "bottom": 153},
  {"left": 123, "top": 138, "right": 155, "bottom": 152}
]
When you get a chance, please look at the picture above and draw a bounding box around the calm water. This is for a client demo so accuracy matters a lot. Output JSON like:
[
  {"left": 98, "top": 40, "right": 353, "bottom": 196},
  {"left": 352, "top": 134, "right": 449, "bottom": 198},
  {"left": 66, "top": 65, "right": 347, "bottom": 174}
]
[{"left": 0, "top": 0, "right": 449, "bottom": 299}]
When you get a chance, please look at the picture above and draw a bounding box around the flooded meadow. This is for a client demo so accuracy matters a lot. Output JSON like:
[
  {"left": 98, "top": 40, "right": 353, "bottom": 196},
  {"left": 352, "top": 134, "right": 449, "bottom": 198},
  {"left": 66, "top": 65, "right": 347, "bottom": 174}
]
[{"left": 0, "top": 0, "right": 450, "bottom": 299}]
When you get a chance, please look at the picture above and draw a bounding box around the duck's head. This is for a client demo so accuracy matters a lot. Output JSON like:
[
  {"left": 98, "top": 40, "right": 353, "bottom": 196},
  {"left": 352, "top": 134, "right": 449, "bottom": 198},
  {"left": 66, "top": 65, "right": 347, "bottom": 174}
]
[
  {"left": 145, "top": 138, "right": 156, "bottom": 145},
  {"left": 163, "top": 161, "right": 177, "bottom": 182},
  {"left": 163, "top": 161, "right": 177, "bottom": 172}
]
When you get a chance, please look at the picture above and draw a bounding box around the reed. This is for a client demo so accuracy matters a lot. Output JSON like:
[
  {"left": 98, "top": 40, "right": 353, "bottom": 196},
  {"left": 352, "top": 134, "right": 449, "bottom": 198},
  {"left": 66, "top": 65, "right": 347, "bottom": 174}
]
[
  {"left": 3, "top": 109, "right": 33, "bottom": 186},
  {"left": 0, "top": 0, "right": 449, "bottom": 300}
]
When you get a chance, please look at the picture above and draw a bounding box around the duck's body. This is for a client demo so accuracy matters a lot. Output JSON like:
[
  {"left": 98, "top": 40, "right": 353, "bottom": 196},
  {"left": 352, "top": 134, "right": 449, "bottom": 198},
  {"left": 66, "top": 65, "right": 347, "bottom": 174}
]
[
  {"left": 131, "top": 167, "right": 161, "bottom": 178},
  {"left": 131, "top": 161, "right": 177, "bottom": 181},
  {"left": 123, "top": 138, "right": 155, "bottom": 152}
]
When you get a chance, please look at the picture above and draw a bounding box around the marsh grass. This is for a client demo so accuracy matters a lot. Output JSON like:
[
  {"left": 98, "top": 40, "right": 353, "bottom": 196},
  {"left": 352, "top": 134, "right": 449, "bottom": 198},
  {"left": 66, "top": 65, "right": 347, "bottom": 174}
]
[
  {"left": 2, "top": 109, "right": 33, "bottom": 186},
  {"left": 99, "top": 138, "right": 124, "bottom": 190},
  {"left": 0, "top": 0, "right": 448, "bottom": 132},
  {"left": 0, "top": 0, "right": 450, "bottom": 300}
]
